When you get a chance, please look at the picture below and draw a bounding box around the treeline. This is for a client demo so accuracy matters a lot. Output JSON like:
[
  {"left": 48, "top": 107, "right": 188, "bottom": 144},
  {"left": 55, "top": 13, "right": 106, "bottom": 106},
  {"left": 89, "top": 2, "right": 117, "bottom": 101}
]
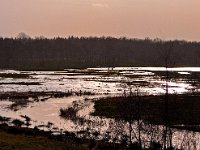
[{"left": 0, "top": 36, "right": 200, "bottom": 70}]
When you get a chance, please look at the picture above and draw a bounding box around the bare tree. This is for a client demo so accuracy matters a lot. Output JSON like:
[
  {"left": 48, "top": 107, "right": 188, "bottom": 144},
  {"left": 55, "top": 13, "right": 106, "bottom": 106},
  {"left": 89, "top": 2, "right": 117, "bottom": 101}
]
[
  {"left": 162, "top": 41, "right": 175, "bottom": 150},
  {"left": 16, "top": 32, "right": 31, "bottom": 39}
]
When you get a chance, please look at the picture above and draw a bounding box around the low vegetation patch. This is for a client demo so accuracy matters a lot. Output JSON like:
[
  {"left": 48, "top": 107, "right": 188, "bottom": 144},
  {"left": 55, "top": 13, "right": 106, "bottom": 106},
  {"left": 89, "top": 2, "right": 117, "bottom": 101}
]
[
  {"left": 92, "top": 94, "right": 200, "bottom": 126},
  {"left": 0, "top": 73, "right": 30, "bottom": 79},
  {"left": 0, "top": 82, "right": 41, "bottom": 85},
  {"left": 0, "top": 124, "right": 88, "bottom": 150},
  {"left": 0, "top": 123, "right": 132, "bottom": 150}
]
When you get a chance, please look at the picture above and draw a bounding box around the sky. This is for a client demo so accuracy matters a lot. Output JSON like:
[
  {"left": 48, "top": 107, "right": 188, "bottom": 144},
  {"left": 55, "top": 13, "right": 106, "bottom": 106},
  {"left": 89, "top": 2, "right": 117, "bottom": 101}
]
[{"left": 0, "top": 0, "right": 200, "bottom": 41}]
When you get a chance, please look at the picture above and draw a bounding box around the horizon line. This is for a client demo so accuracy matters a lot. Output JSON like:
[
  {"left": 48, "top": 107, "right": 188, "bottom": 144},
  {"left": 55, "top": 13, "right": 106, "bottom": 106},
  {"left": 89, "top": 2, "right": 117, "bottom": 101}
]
[{"left": 0, "top": 33, "right": 199, "bottom": 43}]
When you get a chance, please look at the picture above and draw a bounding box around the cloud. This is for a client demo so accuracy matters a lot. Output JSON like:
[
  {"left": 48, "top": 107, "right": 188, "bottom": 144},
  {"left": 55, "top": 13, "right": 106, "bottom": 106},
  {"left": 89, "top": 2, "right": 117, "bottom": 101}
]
[{"left": 92, "top": 3, "right": 109, "bottom": 8}]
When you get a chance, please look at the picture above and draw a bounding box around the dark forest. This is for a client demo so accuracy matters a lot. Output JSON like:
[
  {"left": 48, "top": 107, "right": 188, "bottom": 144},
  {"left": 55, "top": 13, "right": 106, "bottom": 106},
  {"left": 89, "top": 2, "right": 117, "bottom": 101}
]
[{"left": 0, "top": 36, "right": 200, "bottom": 70}]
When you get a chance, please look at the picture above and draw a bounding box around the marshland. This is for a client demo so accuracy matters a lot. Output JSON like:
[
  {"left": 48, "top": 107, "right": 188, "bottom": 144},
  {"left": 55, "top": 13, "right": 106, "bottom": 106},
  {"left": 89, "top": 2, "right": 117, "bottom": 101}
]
[{"left": 0, "top": 67, "right": 200, "bottom": 149}]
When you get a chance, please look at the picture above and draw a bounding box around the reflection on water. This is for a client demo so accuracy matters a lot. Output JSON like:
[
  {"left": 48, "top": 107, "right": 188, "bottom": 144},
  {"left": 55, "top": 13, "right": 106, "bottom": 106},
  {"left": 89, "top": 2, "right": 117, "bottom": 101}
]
[
  {"left": 0, "top": 95, "right": 108, "bottom": 131},
  {"left": 0, "top": 67, "right": 198, "bottom": 94},
  {"left": 1, "top": 95, "right": 200, "bottom": 149},
  {"left": 0, "top": 67, "right": 200, "bottom": 149}
]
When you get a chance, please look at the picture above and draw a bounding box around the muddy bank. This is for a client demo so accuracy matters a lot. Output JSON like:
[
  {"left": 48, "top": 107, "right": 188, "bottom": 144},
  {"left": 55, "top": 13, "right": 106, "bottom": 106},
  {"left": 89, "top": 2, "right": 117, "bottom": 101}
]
[{"left": 0, "top": 122, "right": 132, "bottom": 150}]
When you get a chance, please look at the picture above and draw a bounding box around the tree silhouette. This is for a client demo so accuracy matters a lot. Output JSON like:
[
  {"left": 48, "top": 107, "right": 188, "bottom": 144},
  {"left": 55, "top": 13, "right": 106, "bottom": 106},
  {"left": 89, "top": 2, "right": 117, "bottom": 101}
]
[{"left": 0, "top": 36, "right": 199, "bottom": 70}]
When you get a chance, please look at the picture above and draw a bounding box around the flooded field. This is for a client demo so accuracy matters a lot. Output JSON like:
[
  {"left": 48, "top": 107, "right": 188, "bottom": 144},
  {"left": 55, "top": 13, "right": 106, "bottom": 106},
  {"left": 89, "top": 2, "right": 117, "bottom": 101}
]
[
  {"left": 1, "top": 67, "right": 200, "bottom": 149},
  {"left": 0, "top": 67, "right": 198, "bottom": 94}
]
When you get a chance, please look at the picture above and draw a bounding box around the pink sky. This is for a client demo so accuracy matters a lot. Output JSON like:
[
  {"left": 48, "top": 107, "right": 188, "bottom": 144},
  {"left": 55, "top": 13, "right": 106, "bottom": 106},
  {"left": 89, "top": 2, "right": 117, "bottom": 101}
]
[{"left": 0, "top": 0, "right": 200, "bottom": 41}]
